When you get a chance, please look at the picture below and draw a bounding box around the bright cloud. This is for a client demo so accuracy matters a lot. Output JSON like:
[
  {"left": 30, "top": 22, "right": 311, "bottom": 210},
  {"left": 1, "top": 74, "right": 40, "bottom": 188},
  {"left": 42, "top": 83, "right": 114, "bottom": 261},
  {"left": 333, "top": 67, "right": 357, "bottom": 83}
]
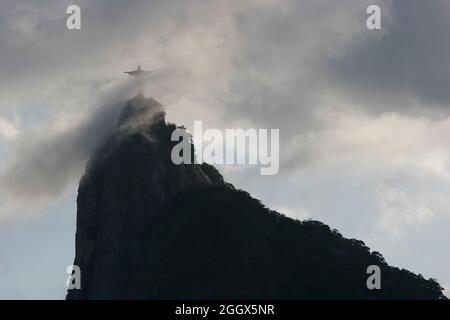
[{"left": 0, "top": 117, "right": 18, "bottom": 140}]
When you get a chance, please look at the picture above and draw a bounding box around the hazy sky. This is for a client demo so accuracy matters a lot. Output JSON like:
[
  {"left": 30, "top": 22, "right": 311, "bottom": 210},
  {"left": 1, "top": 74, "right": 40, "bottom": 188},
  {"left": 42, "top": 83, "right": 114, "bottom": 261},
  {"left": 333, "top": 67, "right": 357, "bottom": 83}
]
[{"left": 0, "top": 0, "right": 449, "bottom": 298}]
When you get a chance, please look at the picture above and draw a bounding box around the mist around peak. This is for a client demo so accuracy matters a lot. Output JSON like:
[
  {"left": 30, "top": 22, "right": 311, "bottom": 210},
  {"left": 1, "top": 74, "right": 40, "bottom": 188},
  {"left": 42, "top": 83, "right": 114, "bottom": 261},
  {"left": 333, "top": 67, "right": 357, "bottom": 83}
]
[{"left": 0, "top": 79, "right": 159, "bottom": 222}]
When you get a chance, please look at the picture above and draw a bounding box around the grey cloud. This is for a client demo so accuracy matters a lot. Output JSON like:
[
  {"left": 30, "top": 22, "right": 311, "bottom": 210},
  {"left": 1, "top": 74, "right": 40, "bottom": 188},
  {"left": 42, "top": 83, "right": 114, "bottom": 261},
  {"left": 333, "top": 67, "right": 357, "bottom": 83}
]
[
  {"left": 0, "top": 0, "right": 239, "bottom": 220},
  {"left": 0, "top": 79, "right": 141, "bottom": 213},
  {"left": 1, "top": 0, "right": 449, "bottom": 209},
  {"left": 327, "top": 0, "right": 450, "bottom": 114},
  {"left": 222, "top": 0, "right": 385, "bottom": 126}
]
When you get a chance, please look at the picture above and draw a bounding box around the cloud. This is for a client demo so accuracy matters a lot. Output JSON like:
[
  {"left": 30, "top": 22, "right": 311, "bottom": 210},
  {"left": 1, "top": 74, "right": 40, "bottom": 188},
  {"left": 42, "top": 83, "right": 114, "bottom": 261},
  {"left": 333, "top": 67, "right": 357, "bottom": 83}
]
[
  {"left": 0, "top": 0, "right": 244, "bottom": 221},
  {"left": 0, "top": 118, "right": 18, "bottom": 139},
  {"left": 327, "top": 0, "right": 450, "bottom": 113},
  {"left": 282, "top": 109, "right": 450, "bottom": 176},
  {"left": 222, "top": 0, "right": 380, "bottom": 132},
  {"left": 0, "top": 78, "right": 142, "bottom": 221},
  {"left": 372, "top": 184, "right": 434, "bottom": 238}
]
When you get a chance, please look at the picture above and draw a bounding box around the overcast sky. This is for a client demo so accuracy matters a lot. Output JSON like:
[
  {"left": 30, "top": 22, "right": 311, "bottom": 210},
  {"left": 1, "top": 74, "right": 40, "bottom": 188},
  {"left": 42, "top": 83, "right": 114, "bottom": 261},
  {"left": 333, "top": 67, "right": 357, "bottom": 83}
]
[{"left": 0, "top": 0, "right": 449, "bottom": 298}]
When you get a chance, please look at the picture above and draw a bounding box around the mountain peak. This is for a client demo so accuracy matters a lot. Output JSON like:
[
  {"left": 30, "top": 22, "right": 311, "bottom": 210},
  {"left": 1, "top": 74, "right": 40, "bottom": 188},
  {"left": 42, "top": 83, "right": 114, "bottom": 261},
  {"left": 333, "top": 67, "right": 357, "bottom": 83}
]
[
  {"left": 116, "top": 94, "right": 165, "bottom": 131},
  {"left": 67, "top": 97, "right": 446, "bottom": 300}
]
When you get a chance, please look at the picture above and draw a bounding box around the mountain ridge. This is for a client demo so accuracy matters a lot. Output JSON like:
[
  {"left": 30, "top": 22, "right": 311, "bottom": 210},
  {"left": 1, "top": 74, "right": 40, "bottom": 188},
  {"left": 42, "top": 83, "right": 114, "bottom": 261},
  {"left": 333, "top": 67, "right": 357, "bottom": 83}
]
[{"left": 67, "top": 95, "right": 446, "bottom": 300}]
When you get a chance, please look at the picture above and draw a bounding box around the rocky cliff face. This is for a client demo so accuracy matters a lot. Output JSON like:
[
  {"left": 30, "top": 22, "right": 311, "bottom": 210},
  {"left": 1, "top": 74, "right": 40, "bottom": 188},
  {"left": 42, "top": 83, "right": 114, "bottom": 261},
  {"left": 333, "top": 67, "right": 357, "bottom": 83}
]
[
  {"left": 67, "top": 95, "right": 446, "bottom": 300},
  {"left": 67, "top": 95, "right": 225, "bottom": 299}
]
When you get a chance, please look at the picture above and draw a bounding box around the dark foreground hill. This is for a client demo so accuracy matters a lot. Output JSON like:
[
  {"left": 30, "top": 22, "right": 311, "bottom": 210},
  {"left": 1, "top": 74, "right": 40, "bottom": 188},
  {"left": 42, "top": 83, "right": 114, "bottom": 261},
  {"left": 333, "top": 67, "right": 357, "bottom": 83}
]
[{"left": 67, "top": 95, "right": 446, "bottom": 300}]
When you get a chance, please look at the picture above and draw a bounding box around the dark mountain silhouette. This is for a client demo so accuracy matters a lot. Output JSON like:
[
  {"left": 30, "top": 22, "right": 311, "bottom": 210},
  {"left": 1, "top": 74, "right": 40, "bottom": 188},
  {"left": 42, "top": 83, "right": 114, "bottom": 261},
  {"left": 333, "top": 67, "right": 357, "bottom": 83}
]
[{"left": 67, "top": 94, "right": 446, "bottom": 300}]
